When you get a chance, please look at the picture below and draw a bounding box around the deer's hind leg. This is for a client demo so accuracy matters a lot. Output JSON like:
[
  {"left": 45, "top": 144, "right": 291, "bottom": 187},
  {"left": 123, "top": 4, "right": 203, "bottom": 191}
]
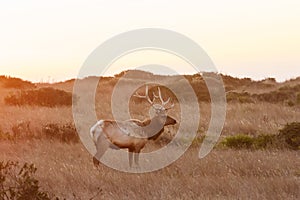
[{"left": 93, "top": 134, "right": 109, "bottom": 167}]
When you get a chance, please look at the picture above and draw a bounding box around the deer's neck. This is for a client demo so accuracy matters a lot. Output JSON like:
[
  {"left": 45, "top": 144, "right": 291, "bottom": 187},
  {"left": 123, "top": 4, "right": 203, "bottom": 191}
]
[{"left": 140, "top": 116, "right": 165, "bottom": 140}]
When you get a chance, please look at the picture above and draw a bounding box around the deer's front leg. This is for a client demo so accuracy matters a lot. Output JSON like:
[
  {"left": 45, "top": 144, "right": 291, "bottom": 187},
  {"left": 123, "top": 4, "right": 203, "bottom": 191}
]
[
  {"left": 134, "top": 152, "right": 140, "bottom": 168},
  {"left": 128, "top": 149, "right": 134, "bottom": 168}
]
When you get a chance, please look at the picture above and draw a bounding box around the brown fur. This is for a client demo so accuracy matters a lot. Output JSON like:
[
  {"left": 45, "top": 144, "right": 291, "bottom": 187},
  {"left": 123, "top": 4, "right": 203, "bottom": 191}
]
[{"left": 93, "top": 115, "right": 176, "bottom": 167}]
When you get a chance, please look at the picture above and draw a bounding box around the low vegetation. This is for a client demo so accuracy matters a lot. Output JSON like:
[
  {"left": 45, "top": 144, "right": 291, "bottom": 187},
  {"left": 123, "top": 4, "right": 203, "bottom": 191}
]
[
  {"left": 1, "top": 141, "right": 298, "bottom": 199},
  {"left": 42, "top": 123, "right": 79, "bottom": 143},
  {"left": 0, "top": 76, "right": 36, "bottom": 89},
  {"left": 221, "top": 122, "right": 300, "bottom": 150},
  {"left": 1, "top": 119, "right": 299, "bottom": 151},
  {"left": 0, "top": 71, "right": 299, "bottom": 199},
  {"left": 0, "top": 122, "right": 79, "bottom": 144},
  {"left": 0, "top": 161, "right": 56, "bottom": 200},
  {"left": 278, "top": 122, "right": 300, "bottom": 150},
  {"left": 0, "top": 127, "right": 12, "bottom": 141},
  {"left": 253, "top": 84, "right": 300, "bottom": 105},
  {"left": 226, "top": 92, "right": 254, "bottom": 103},
  {"left": 226, "top": 84, "right": 300, "bottom": 105},
  {"left": 4, "top": 87, "right": 75, "bottom": 107}
]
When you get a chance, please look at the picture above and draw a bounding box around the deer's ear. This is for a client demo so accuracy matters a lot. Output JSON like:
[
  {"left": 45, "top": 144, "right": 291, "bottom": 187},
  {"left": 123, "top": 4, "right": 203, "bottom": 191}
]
[{"left": 142, "top": 119, "right": 151, "bottom": 126}]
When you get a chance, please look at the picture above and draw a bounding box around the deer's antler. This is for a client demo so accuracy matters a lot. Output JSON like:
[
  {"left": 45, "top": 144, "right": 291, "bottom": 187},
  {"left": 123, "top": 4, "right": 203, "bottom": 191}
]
[
  {"left": 134, "top": 85, "right": 175, "bottom": 111},
  {"left": 153, "top": 87, "right": 174, "bottom": 110},
  {"left": 133, "top": 85, "right": 155, "bottom": 105}
]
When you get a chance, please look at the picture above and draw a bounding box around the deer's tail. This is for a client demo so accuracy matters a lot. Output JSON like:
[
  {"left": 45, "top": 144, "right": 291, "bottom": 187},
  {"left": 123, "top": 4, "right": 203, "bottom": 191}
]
[{"left": 90, "top": 120, "right": 104, "bottom": 144}]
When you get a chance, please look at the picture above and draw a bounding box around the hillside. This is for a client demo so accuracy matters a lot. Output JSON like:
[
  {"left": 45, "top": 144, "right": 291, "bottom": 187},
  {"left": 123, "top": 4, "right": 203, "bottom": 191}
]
[
  {"left": 43, "top": 70, "right": 300, "bottom": 105},
  {"left": 1, "top": 70, "right": 300, "bottom": 106}
]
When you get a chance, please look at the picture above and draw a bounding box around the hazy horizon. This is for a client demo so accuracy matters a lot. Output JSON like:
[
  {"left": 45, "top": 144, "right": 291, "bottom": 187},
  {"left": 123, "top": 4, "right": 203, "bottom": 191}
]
[
  {"left": 1, "top": 68, "right": 299, "bottom": 84},
  {"left": 1, "top": 0, "right": 299, "bottom": 82}
]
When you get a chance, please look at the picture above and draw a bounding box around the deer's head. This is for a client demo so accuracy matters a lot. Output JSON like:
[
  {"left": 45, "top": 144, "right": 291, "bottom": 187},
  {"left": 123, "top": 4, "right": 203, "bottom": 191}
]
[{"left": 134, "top": 85, "right": 177, "bottom": 126}]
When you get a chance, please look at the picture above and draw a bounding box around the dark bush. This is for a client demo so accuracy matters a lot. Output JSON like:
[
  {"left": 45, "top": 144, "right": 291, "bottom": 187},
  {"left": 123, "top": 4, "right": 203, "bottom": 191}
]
[
  {"left": 297, "top": 93, "right": 300, "bottom": 105},
  {"left": 287, "top": 100, "right": 295, "bottom": 107},
  {"left": 4, "top": 87, "right": 76, "bottom": 107},
  {"left": 42, "top": 123, "right": 79, "bottom": 143},
  {"left": 1, "top": 122, "right": 79, "bottom": 143},
  {"left": 0, "top": 161, "right": 55, "bottom": 200},
  {"left": 0, "top": 122, "right": 32, "bottom": 141},
  {"left": 11, "top": 121, "right": 33, "bottom": 140},
  {"left": 278, "top": 122, "right": 300, "bottom": 150},
  {"left": 0, "top": 127, "right": 13, "bottom": 141}
]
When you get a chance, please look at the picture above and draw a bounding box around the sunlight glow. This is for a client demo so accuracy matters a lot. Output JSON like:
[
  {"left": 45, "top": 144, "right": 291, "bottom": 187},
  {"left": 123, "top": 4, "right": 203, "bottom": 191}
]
[{"left": 0, "top": 0, "right": 299, "bottom": 82}]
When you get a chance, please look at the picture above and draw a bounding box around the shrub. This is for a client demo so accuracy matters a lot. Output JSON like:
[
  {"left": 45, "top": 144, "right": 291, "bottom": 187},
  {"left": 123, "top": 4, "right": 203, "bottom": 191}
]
[
  {"left": 253, "top": 84, "right": 300, "bottom": 104},
  {"left": 287, "top": 100, "right": 295, "bottom": 107},
  {"left": 278, "top": 122, "right": 300, "bottom": 150},
  {"left": 221, "top": 134, "right": 254, "bottom": 149},
  {"left": 297, "top": 93, "right": 300, "bottom": 105},
  {"left": 0, "top": 161, "right": 56, "bottom": 200},
  {"left": 42, "top": 123, "right": 79, "bottom": 143},
  {"left": 0, "top": 127, "right": 13, "bottom": 141},
  {"left": 11, "top": 121, "right": 33, "bottom": 139},
  {"left": 192, "top": 136, "right": 205, "bottom": 146},
  {"left": 226, "top": 92, "right": 254, "bottom": 103},
  {"left": 253, "top": 90, "right": 290, "bottom": 103},
  {"left": 253, "top": 134, "right": 277, "bottom": 149},
  {"left": 222, "top": 134, "right": 278, "bottom": 150},
  {"left": 4, "top": 87, "right": 76, "bottom": 107},
  {"left": 221, "top": 122, "right": 300, "bottom": 150}
]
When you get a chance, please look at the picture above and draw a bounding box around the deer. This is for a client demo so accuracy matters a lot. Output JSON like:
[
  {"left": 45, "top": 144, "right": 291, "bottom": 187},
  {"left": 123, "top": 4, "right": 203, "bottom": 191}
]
[{"left": 90, "top": 85, "right": 177, "bottom": 168}]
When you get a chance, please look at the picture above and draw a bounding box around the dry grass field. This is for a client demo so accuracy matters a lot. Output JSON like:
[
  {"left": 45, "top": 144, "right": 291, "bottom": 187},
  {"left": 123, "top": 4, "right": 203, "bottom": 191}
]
[
  {"left": 0, "top": 141, "right": 299, "bottom": 199},
  {"left": 0, "top": 72, "right": 299, "bottom": 199}
]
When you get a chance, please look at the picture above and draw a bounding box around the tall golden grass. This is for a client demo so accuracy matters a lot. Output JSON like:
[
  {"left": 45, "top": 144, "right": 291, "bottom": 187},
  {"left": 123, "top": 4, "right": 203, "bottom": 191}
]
[
  {"left": 0, "top": 140, "right": 299, "bottom": 199},
  {"left": 0, "top": 73, "right": 299, "bottom": 199}
]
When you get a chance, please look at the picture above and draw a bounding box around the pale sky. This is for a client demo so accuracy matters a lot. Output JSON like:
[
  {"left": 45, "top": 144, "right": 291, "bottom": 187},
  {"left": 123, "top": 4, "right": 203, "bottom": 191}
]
[{"left": 0, "top": 0, "right": 299, "bottom": 82}]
